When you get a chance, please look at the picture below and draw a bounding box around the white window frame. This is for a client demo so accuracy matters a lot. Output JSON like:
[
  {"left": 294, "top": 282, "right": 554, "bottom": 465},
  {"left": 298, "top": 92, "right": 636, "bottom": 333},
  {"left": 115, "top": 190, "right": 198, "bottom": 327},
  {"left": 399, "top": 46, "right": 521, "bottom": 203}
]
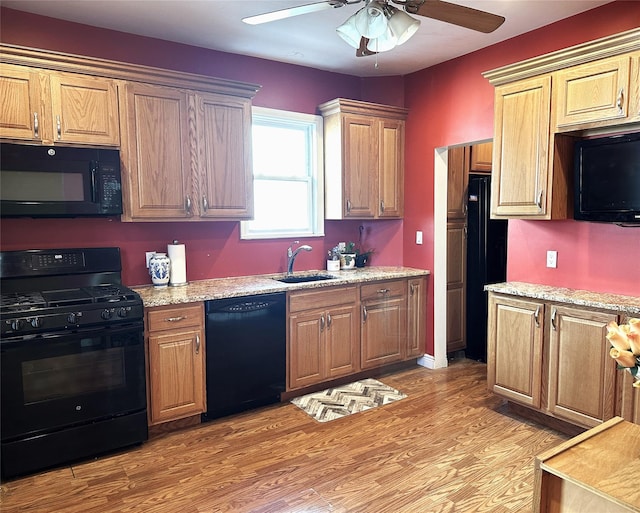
[{"left": 240, "top": 106, "right": 324, "bottom": 240}]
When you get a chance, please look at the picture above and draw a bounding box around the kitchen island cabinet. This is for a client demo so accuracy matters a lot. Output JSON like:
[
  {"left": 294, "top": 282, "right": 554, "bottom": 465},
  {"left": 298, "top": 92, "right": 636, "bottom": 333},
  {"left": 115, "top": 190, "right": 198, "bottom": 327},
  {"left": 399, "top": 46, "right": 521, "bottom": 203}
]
[
  {"left": 320, "top": 98, "right": 407, "bottom": 220},
  {"left": 145, "top": 303, "right": 206, "bottom": 425},
  {"left": 1, "top": 63, "right": 120, "bottom": 146}
]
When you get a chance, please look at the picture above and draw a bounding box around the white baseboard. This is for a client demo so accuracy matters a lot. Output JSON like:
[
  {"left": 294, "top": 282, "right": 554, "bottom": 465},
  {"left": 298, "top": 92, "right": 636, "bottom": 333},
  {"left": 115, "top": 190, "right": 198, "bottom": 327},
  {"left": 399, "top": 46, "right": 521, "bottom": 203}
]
[{"left": 417, "top": 354, "right": 435, "bottom": 369}]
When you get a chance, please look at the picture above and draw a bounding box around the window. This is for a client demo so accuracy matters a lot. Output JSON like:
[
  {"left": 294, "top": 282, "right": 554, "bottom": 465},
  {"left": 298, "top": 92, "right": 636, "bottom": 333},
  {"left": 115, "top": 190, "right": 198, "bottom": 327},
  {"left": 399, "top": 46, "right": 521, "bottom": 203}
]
[{"left": 240, "top": 107, "right": 324, "bottom": 240}]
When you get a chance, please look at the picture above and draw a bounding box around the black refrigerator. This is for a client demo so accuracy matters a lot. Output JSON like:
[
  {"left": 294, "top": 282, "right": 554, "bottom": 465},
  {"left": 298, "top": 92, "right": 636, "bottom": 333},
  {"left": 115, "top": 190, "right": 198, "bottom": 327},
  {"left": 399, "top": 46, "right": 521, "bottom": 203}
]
[{"left": 465, "top": 175, "right": 508, "bottom": 362}]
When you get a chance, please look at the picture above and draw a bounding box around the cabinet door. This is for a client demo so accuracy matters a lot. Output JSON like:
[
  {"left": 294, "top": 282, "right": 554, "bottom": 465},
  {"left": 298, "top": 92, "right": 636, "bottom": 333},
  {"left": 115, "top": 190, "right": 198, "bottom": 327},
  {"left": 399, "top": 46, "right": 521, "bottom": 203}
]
[
  {"left": 49, "top": 72, "right": 120, "bottom": 146},
  {"left": 447, "top": 146, "right": 469, "bottom": 219},
  {"left": 342, "top": 114, "right": 377, "bottom": 218},
  {"left": 378, "top": 118, "right": 404, "bottom": 218},
  {"left": 407, "top": 277, "right": 426, "bottom": 358},
  {"left": 195, "top": 92, "right": 253, "bottom": 219},
  {"left": 121, "top": 82, "right": 192, "bottom": 220},
  {"left": 288, "top": 309, "right": 324, "bottom": 389},
  {"left": 470, "top": 141, "right": 492, "bottom": 173},
  {"left": 492, "top": 76, "right": 552, "bottom": 218},
  {"left": 361, "top": 296, "right": 406, "bottom": 369},
  {"left": 0, "top": 64, "right": 45, "bottom": 141},
  {"left": 326, "top": 304, "right": 360, "bottom": 379},
  {"left": 555, "top": 55, "right": 631, "bottom": 129},
  {"left": 446, "top": 222, "right": 466, "bottom": 353},
  {"left": 547, "top": 306, "right": 617, "bottom": 428},
  {"left": 487, "top": 294, "right": 544, "bottom": 409},
  {"left": 148, "top": 328, "right": 205, "bottom": 424}
]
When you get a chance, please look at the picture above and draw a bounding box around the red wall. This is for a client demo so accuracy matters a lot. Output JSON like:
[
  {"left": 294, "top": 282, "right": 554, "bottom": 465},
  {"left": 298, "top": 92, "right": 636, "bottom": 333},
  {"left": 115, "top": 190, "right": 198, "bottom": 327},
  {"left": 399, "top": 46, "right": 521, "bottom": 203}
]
[
  {"left": 0, "top": 8, "right": 405, "bottom": 285},
  {"left": 2, "top": 3, "right": 640, "bottom": 358},
  {"left": 403, "top": 1, "right": 640, "bottom": 354}
]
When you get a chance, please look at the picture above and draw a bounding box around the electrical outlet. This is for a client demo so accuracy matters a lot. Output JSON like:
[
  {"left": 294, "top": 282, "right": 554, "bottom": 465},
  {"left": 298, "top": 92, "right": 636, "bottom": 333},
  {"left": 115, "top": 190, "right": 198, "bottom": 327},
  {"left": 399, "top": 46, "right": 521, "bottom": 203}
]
[
  {"left": 546, "top": 250, "right": 557, "bottom": 269},
  {"left": 416, "top": 231, "right": 423, "bottom": 245},
  {"left": 145, "top": 251, "right": 155, "bottom": 268}
]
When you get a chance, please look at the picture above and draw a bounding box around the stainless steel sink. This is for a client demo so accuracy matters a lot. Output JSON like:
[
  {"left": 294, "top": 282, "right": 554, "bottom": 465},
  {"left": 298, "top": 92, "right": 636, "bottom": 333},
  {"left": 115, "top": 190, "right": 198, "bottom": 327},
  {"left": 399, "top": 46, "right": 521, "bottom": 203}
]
[{"left": 274, "top": 273, "right": 336, "bottom": 284}]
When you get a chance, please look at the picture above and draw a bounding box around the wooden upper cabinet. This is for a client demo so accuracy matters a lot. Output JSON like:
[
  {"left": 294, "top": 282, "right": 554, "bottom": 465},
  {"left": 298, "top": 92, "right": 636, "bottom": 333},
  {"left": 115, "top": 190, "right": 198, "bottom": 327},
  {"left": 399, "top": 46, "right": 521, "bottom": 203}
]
[
  {"left": 195, "top": 92, "right": 254, "bottom": 220},
  {"left": 469, "top": 141, "right": 492, "bottom": 173},
  {"left": 120, "top": 82, "right": 192, "bottom": 220},
  {"left": 447, "top": 145, "right": 469, "bottom": 220},
  {"left": 0, "top": 64, "right": 119, "bottom": 145},
  {"left": 554, "top": 54, "right": 634, "bottom": 130},
  {"left": 49, "top": 72, "right": 120, "bottom": 145},
  {"left": 320, "top": 98, "right": 408, "bottom": 220}
]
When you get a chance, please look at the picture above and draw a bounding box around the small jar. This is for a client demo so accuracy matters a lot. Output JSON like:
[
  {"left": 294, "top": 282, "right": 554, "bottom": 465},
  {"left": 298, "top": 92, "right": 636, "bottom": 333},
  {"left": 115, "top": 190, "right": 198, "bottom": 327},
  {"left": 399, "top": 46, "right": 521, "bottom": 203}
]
[{"left": 149, "top": 252, "right": 171, "bottom": 287}]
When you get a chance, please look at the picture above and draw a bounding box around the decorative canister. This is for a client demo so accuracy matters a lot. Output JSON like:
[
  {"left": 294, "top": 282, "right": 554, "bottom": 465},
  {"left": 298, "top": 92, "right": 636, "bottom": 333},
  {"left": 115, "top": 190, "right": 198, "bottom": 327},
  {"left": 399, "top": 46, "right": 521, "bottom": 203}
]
[{"left": 149, "top": 252, "right": 171, "bottom": 287}]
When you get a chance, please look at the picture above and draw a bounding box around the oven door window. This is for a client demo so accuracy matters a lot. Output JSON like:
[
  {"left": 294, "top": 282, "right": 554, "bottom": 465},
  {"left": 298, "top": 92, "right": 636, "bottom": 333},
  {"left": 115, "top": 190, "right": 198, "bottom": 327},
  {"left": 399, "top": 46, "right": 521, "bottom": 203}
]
[{"left": 1, "top": 323, "right": 146, "bottom": 441}]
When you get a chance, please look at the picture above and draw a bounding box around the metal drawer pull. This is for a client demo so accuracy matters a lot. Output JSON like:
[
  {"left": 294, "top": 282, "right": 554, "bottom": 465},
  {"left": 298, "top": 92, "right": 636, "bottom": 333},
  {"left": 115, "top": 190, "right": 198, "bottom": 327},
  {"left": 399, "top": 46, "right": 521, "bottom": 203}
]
[
  {"left": 33, "top": 112, "right": 39, "bottom": 138},
  {"left": 377, "top": 288, "right": 390, "bottom": 294},
  {"left": 166, "top": 316, "right": 186, "bottom": 322},
  {"left": 195, "top": 334, "right": 200, "bottom": 354},
  {"left": 617, "top": 88, "right": 624, "bottom": 111},
  {"left": 551, "top": 308, "right": 557, "bottom": 330},
  {"left": 534, "top": 306, "right": 540, "bottom": 327},
  {"left": 56, "top": 115, "right": 61, "bottom": 140}
]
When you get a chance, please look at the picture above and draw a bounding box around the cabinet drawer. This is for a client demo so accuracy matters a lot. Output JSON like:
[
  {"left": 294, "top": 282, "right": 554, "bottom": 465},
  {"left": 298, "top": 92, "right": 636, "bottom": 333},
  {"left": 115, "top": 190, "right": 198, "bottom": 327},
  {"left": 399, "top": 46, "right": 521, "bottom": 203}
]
[
  {"left": 147, "top": 303, "right": 204, "bottom": 332},
  {"left": 361, "top": 279, "right": 406, "bottom": 302},
  {"left": 289, "top": 286, "right": 357, "bottom": 313}
]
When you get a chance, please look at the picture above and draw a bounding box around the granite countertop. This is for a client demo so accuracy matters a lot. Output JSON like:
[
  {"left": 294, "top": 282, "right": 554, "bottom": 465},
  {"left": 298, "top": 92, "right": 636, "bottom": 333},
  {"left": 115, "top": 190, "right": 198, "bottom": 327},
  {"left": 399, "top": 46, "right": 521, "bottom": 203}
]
[
  {"left": 485, "top": 282, "right": 640, "bottom": 315},
  {"left": 133, "top": 266, "right": 430, "bottom": 308}
]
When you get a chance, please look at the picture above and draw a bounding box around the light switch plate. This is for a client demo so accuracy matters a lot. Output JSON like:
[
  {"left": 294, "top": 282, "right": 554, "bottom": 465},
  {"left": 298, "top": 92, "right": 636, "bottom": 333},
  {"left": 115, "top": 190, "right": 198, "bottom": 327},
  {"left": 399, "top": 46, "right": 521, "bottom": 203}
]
[
  {"left": 145, "top": 251, "right": 155, "bottom": 268},
  {"left": 416, "top": 231, "right": 423, "bottom": 245},
  {"left": 546, "top": 250, "right": 557, "bottom": 268}
]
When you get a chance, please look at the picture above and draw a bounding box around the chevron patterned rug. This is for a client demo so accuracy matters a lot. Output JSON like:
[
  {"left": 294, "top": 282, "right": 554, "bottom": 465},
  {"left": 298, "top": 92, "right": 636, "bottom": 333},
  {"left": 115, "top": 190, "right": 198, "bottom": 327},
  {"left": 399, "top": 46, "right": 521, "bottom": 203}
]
[{"left": 291, "top": 378, "right": 407, "bottom": 422}]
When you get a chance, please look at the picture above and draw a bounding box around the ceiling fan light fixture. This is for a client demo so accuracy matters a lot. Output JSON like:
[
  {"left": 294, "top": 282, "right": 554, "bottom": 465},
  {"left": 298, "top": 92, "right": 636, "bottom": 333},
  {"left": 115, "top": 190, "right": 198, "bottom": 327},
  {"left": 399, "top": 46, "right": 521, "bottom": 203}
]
[
  {"left": 366, "top": 28, "right": 398, "bottom": 53},
  {"left": 354, "top": 1, "right": 388, "bottom": 39},
  {"left": 336, "top": 15, "right": 361, "bottom": 48},
  {"left": 388, "top": 7, "right": 420, "bottom": 45}
]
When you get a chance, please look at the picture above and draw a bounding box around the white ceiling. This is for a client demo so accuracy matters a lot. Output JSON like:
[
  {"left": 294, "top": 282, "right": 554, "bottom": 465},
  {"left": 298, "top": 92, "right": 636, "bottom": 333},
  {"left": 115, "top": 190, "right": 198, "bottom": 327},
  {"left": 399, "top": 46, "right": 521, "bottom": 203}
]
[{"left": 3, "top": 0, "right": 613, "bottom": 77}]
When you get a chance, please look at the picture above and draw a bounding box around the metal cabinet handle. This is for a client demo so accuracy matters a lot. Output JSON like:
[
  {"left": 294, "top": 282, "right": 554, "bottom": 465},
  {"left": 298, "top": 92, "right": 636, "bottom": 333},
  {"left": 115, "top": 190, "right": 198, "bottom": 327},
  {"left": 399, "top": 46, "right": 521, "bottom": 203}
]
[
  {"left": 346, "top": 199, "right": 352, "bottom": 213},
  {"left": 195, "top": 334, "right": 200, "bottom": 354},
  {"left": 410, "top": 283, "right": 416, "bottom": 296},
  {"left": 362, "top": 305, "right": 367, "bottom": 322},
  {"left": 551, "top": 308, "right": 557, "bottom": 331},
  {"left": 536, "top": 190, "right": 544, "bottom": 210},
  {"left": 320, "top": 314, "right": 325, "bottom": 331},
  {"left": 380, "top": 200, "right": 385, "bottom": 213},
  {"left": 56, "top": 115, "right": 61, "bottom": 140},
  {"left": 33, "top": 112, "right": 39, "bottom": 139},
  {"left": 185, "top": 196, "right": 192, "bottom": 215},
  {"left": 202, "top": 196, "right": 208, "bottom": 213},
  {"left": 617, "top": 88, "right": 624, "bottom": 111},
  {"left": 166, "top": 316, "right": 186, "bottom": 322},
  {"left": 534, "top": 306, "right": 540, "bottom": 328},
  {"left": 327, "top": 313, "right": 332, "bottom": 329},
  {"left": 377, "top": 288, "right": 390, "bottom": 295}
]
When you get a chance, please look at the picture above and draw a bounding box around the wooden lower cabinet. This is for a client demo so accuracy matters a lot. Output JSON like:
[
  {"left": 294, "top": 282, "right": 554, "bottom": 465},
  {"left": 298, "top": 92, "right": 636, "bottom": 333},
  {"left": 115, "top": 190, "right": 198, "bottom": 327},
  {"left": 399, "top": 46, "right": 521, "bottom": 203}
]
[
  {"left": 488, "top": 292, "right": 619, "bottom": 429},
  {"left": 361, "top": 280, "right": 407, "bottom": 369},
  {"left": 288, "top": 286, "right": 360, "bottom": 390},
  {"left": 407, "top": 276, "right": 427, "bottom": 358},
  {"left": 446, "top": 222, "right": 466, "bottom": 353},
  {"left": 146, "top": 303, "right": 206, "bottom": 425}
]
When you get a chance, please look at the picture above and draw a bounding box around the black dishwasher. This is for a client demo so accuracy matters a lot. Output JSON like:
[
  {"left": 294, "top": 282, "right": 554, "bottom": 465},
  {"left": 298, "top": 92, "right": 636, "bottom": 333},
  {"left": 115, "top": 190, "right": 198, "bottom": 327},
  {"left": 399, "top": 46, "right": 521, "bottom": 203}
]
[{"left": 201, "top": 293, "right": 286, "bottom": 421}]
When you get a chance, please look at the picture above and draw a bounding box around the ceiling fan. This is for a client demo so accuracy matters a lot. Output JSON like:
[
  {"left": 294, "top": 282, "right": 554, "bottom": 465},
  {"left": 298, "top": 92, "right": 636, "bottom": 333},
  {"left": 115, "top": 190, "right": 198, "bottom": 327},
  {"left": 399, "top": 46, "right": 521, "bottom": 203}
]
[{"left": 243, "top": 0, "right": 505, "bottom": 57}]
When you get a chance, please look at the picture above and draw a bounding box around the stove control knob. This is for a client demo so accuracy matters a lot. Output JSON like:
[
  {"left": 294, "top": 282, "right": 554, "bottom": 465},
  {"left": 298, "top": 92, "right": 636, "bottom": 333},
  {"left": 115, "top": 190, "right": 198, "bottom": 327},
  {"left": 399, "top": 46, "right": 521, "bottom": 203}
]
[
  {"left": 67, "top": 312, "right": 78, "bottom": 324},
  {"left": 30, "top": 317, "right": 43, "bottom": 328},
  {"left": 101, "top": 309, "right": 113, "bottom": 320},
  {"left": 11, "top": 319, "right": 23, "bottom": 331},
  {"left": 117, "top": 307, "right": 128, "bottom": 318}
]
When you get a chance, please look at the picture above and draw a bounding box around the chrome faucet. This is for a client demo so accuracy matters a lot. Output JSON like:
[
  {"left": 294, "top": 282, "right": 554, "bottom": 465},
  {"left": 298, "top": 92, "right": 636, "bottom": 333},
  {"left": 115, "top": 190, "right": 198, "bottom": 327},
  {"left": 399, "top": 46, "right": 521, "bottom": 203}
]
[{"left": 287, "top": 241, "right": 312, "bottom": 275}]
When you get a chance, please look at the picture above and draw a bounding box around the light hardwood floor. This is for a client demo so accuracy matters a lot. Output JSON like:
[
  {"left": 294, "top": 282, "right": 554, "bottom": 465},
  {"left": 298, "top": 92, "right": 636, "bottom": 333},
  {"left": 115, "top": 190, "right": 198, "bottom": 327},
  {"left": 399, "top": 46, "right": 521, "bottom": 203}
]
[{"left": 0, "top": 359, "right": 570, "bottom": 512}]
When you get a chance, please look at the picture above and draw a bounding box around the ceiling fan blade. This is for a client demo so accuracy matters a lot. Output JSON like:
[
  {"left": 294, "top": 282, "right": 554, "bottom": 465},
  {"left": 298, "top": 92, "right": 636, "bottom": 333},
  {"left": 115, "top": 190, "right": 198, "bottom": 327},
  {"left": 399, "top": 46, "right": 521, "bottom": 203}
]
[
  {"left": 356, "top": 37, "right": 377, "bottom": 57},
  {"left": 410, "top": 0, "right": 505, "bottom": 33},
  {"left": 243, "top": 1, "right": 341, "bottom": 25}
]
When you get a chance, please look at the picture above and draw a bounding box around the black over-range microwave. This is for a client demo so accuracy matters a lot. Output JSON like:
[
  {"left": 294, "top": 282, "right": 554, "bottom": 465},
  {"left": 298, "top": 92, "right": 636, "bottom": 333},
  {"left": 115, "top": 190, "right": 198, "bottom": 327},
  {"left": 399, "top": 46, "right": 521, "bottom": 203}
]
[{"left": 0, "top": 143, "right": 122, "bottom": 218}]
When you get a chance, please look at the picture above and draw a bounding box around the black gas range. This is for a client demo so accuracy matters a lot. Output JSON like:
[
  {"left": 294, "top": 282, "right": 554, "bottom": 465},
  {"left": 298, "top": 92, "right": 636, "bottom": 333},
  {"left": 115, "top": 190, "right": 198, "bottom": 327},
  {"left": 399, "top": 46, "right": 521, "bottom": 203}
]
[{"left": 0, "top": 247, "right": 147, "bottom": 479}]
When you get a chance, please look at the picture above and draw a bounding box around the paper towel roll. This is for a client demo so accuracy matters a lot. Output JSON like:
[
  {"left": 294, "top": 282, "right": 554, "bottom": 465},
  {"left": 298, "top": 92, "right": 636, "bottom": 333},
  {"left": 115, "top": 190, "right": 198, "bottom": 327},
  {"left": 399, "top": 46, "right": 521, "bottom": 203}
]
[{"left": 167, "top": 241, "right": 187, "bottom": 286}]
